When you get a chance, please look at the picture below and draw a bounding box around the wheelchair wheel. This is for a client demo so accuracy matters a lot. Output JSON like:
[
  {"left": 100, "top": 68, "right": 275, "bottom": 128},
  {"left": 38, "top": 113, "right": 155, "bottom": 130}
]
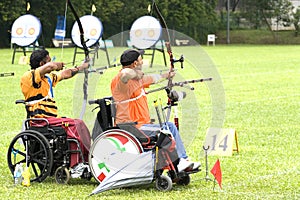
[
  {"left": 156, "top": 175, "right": 172, "bottom": 191},
  {"left": 89, "top": 129, "right": 144, "bottom": 183},
  {"left": 7, "top": 130, "right": 53, "bottom": 182},
  {"left": 55, "top": 166, "right": 70, "bottom": 184},
  {"left": 176, "top": 174, "right": 190, "bottom": 186}
]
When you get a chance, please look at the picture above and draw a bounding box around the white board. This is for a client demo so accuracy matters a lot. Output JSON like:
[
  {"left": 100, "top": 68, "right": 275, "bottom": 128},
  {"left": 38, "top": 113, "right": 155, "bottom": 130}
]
[
  {"left": 71, "top": 15, "right": 103, "bottom": 48},
  {"left": 130, "top": 16, "right": 162, "bottom": 49},
  {"left": 11, "top": 14, "right": 41, "bottom": 47}
]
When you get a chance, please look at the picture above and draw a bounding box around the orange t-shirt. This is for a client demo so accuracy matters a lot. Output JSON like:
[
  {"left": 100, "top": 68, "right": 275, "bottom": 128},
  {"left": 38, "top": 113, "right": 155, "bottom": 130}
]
[{"left": 111, "top": 72, "right": 154, "bottom": 128}]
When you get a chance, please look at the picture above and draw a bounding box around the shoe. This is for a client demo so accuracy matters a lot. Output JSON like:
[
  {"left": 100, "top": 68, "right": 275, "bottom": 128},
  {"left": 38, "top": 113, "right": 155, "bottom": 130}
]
[
  {"left": 185, "top": 158, "right": 201, "bottom": 170},
  {"left": 177, "top": 158, "right": 194, "bottom": 172},
  {"left": 192, "top": 162, "right": 201, "bottom": 170}
]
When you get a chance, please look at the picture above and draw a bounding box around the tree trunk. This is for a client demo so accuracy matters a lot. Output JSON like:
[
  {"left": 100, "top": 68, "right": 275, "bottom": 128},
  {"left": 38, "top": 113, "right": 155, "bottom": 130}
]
[{"left": 261, "top": 10, "right": 277, "bottom": 42}]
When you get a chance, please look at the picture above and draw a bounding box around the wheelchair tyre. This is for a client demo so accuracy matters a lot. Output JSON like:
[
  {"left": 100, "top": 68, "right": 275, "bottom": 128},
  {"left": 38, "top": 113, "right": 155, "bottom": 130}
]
[
  {"left": 7, "top": 130, "right": 53, "bottom": 182},
  {"left": 55, "top": 166, "right": 70, "bottom": 184},
  {"left": 156, "top": 175, "right": 172, "bottom": 191},
  {"left": 176, "top": 175, "right": 190, "bottom": 186}
]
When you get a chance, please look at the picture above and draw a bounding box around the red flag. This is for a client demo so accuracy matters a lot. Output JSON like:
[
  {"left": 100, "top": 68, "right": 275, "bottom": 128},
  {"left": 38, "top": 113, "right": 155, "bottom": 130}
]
[{"left": 210, "top": 159, "right": 222, "bottom": 189}]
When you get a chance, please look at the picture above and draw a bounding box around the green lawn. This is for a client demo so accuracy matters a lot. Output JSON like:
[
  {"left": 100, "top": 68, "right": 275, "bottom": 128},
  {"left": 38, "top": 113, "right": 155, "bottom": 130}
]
[{"left": 0, "top": 45, "right": 299, "bottom": 199}]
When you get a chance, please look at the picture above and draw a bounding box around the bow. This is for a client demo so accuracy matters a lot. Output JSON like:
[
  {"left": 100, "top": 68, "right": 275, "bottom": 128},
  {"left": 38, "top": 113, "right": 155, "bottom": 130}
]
[
  {"left": 152, "top": 1, "right": 181, "bottom": 128},
  {"left": 67, "top": 0, "right": 89, "bottom": 120},
  {"left": 152, "top": 1, "right": 174, "bottom": 95},
  {"left": 152, "top": 2, "right": 184, "bottom": 95}
]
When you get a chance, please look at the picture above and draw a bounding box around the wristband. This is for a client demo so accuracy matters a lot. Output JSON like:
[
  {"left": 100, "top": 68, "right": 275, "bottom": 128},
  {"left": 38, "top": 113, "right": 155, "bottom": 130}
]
[{"left": 70, "top": 66, "right": 79, "bottom": 76}]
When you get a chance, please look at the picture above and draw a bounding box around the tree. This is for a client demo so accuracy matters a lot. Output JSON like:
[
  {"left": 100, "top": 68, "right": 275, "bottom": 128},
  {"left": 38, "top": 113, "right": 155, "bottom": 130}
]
[
  {"left": 240, "top": 0, "right": 293, "bottom": 31},
  {"left": 162, "top": 0, "right": 219, "bottom": 43},
  {"left": 290, "top": 7, "right": 300, "bottom": 36},
  {"left": 0, "top": 1, "right": 26, "bottom": 47}
]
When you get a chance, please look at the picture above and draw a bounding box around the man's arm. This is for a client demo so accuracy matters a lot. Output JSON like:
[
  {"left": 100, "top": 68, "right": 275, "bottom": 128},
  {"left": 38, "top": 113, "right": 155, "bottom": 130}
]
[
  {"left": 60, "top": 62, "right": 89, "bottom": 80},
  {"left": 38, "top": 62, "right": 64, "bottom": 77},
  {"left": 120, "top": 68, "right": 175, "bottom": 84},
  {"left": 120, "top": 68, "right": 144, "bottom": 83},
  {"left": 151, "top": 71, "right": 176, "bottom": 83},
  {"left": 38, "top": 61, "right": 89, "bottom": 80}
]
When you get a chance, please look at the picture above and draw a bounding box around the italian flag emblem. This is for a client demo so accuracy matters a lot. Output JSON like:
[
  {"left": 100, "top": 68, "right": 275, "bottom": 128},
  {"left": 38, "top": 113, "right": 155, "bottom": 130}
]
[{"left": 97, "top": 162, "right": 110, "bottom": 182}]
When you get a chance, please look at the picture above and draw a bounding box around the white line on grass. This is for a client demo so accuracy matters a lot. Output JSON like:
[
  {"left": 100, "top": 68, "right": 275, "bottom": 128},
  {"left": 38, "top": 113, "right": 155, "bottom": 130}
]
[
  {"left": 190, "top": 166, "right": 299, "bottom": 197},
  {"left": 221, "top": 69, "right": 300, "bottom": 78},
  {"left": 237, "top": 94, "right": 300, "bottom": 104}
]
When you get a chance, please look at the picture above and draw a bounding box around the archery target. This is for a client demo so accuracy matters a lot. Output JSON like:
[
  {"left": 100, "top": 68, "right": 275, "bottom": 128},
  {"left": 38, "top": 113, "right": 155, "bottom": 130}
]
[
  {"left": 71, "top": 15, "right": 103, "bottom": 48},
  {"left": 130, "top": 16, "right": 162, "bottom": 49},
  {"left": 11, "top": 14, "right": 41, "bottom": 47}
]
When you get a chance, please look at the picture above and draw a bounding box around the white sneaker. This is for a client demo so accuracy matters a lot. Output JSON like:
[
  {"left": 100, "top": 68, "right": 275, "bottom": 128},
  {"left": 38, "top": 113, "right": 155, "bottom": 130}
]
[
  {"left": 177, "top": 158, "right": 194, "bottom": 172},
  {"left": 185, "top": 159, "right": 201, "bottom": 170},
  {"left": 192, "top": 162, "right": 201, "bottom": 170}
]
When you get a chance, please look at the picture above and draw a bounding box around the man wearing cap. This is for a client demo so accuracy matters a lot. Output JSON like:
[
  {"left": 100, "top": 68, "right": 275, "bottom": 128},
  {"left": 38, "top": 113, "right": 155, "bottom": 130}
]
[{"left": 111, "top": 49, "right": 200, "bottom": 172}]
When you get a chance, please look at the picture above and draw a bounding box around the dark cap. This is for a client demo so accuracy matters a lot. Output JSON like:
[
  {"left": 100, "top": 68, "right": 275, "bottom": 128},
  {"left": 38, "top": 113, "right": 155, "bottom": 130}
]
[{"left": 120, "top": 49, "right": 144, "bottom": 66}]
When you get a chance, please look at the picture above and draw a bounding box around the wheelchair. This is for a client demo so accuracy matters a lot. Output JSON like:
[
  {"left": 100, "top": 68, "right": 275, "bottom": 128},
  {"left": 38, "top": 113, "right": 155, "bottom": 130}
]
[
  {"left": 7, "top": 100, "right": 92, "bottom": 184},
  {"left": 88, "top": 97, "right": 200, "bottom": 192}
]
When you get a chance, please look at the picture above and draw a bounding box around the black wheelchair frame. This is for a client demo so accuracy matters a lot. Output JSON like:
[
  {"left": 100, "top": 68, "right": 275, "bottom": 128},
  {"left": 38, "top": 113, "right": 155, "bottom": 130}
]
[{"left": 7, "top": 101, "right": 91, "bottom": 184}]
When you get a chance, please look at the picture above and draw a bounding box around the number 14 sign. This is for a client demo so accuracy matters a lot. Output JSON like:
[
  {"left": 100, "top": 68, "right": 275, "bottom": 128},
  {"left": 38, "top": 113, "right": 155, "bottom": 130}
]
[{"left": 203, "top": 128, "right": 239, "bottom": 156}]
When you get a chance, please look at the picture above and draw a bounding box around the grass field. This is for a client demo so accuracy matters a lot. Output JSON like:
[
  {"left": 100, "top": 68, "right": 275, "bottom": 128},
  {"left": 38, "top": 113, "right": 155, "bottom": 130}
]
[{"left": 0, "top": 45, "right": 299, "bottom": 199}]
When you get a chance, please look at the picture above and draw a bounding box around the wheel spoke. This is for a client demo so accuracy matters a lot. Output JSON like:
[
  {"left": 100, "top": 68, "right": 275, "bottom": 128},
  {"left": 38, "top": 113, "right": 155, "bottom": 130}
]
[{"left": 7, "top": 131, "right": 53, "bottom": 183}]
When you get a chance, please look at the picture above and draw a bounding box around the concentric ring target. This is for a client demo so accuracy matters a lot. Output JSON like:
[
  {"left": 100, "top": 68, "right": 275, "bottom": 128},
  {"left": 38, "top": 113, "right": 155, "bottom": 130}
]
[
  {"left": 130, "top": 16, "right": 162, "bottom": 49},
  {"left": 11, "top": 14, "right": 41, "bottom": 47},
  {"left": 71, "top": 15, "right": 103, "bottom": 48}
]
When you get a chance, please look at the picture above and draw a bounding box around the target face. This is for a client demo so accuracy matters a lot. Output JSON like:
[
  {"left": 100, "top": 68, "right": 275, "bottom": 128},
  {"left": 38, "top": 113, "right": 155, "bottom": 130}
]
[
  {"left": 130, "top": 16, "right": 162, "bottom": 49},
  {"left": 71, "top": 15, "right": 103, "bottom": 48},
  {"left": 11, "top": 14, "right": 41, "bottom": 47}
]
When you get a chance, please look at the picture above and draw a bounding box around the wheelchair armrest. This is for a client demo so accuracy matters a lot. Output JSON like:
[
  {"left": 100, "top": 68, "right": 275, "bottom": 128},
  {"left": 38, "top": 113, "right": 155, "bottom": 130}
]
[
  {"left": 117, "top": 122, "right": 150, "bottom": 144},
  {"left": 15, "top": 99, "right": 25, "bottom": 104},
  {"left": 117, "top": 122, "right": 137, "bottom": 126},
  {"left": 24, "top": 118, "right": 50, "bottom": 130}
]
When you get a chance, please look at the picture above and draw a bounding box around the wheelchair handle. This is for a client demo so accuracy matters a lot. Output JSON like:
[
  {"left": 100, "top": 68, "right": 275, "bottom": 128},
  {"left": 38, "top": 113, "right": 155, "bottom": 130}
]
[
  {"left": 89, "top": 97, "right": 113, "bottom": 105},
  {"left": 15, "top": 100, "right": 25, "bottom": 104},
  {"left": 88, "top": 99, "right": 101, "bottom": 105}
]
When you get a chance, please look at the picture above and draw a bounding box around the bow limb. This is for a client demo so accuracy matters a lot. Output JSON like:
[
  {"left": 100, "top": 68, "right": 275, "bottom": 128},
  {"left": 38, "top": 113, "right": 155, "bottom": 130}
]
[
  {"left": 67, "top": 0, "right": 89, "bottom": 120},
  {"left": 153, "top": 1, "right": 182, "bottom": 128},
  {"left": 153, "top": 1, "right": 174, "bottom": 94}
]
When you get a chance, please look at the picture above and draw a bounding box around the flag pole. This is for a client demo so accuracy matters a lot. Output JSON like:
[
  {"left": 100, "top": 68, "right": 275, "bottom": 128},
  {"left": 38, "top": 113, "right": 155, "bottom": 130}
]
[
  {"left": 202, "top": 146, "right": 213, "bottom": 182},
  {"left": 212, "top": 177, "right": 216, "bottom": 191}
]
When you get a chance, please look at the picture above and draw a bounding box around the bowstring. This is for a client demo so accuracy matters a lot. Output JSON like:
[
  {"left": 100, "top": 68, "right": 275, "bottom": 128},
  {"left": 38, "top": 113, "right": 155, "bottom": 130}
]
[{"left": 60, "top": 1, "right": 68, "bottom": 61}]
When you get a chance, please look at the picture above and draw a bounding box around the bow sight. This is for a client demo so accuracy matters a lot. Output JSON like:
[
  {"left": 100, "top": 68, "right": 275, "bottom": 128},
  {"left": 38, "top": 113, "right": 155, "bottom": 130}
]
[{"left": 172, "top": 55, "right": 184, "bottom": 69}]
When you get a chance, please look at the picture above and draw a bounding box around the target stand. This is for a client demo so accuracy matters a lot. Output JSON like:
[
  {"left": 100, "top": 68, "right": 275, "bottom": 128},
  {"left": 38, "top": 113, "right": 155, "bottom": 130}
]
[
  {"left": 72, "top": 39, "right": 110, "bottom": 67},
  {"left": 12, "top": 42, "right": 44, "bottom": 64},
  {"left": 71, "top": 15, "right": 110, "bottom": 67},
  {"left": 130, "top": 16, "right": 167, "bottom": 68},
  {"left": 11, "top": 14, "right": 44, "bottom": 64},
  {"left": 140, "top": 40, "right": 167, "bottom": 68}
]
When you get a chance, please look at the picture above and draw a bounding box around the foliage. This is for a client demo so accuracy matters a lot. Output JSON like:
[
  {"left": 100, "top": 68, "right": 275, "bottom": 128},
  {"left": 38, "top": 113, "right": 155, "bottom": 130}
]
[
  {"left": 237, "top": 0, "right": 293, "bottom": 30},
  {"left": 215, "top": 29, "right": 300, "bottom": 44},
  {"left": 0, "top": 1, "right": 26, "bottom": 47},
  {"left": 290, "top": 6, "right": 300, "bottom": 36}
]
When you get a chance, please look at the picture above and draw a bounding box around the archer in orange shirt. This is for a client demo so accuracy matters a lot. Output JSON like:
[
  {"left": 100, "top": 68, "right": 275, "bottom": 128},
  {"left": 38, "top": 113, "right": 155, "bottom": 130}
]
[{"left": 111, "top": 49, "right": 200, "bottom": 172}]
